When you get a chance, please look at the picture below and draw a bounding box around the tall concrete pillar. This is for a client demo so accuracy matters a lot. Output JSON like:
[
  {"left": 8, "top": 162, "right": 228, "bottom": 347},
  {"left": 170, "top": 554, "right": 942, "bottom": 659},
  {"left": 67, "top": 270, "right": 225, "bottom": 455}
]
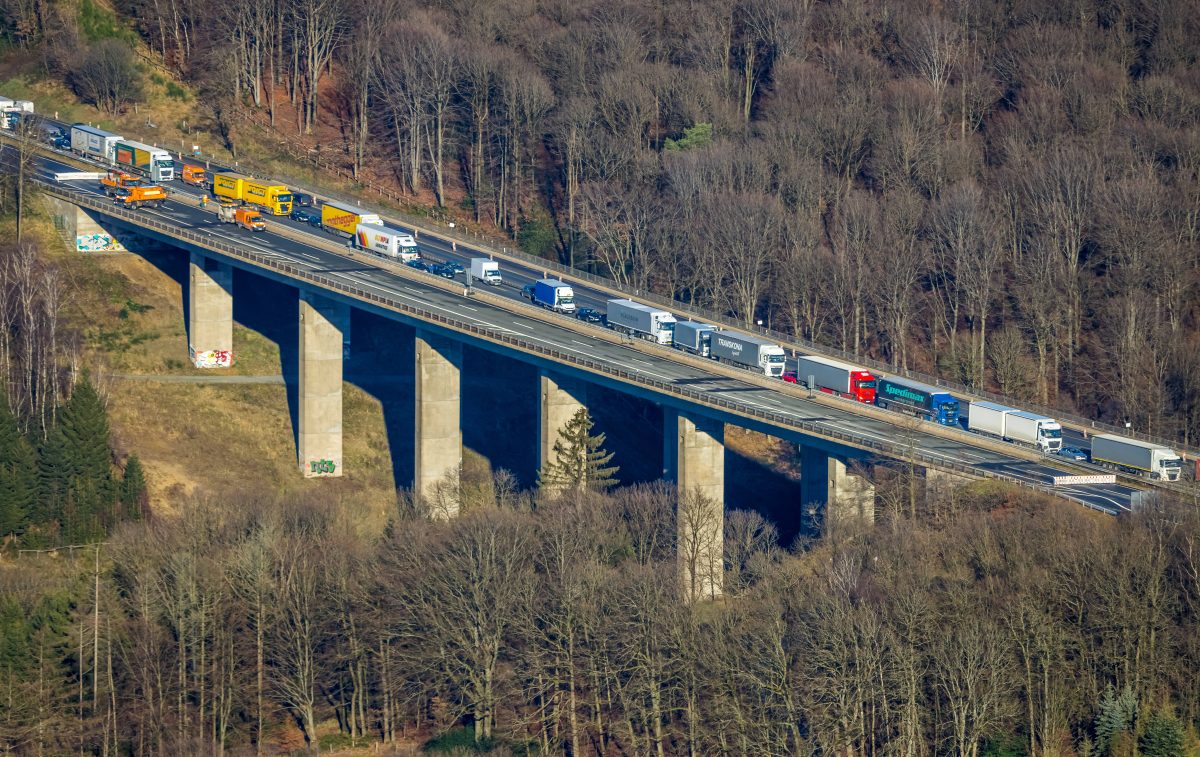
[
  {"left": 298, "top": 292, "right": 347, "bottom": 477},
  {"left": 538, "top": 371, "right": 588, "bottom": 477},
  {"left": 188, "top": 251, "right": 233, "bottom": 368},
  {"left": 800, "top": 447, "right": 875, "bottom": 529},
  {"left": 664, "top": 410, "right": 725, "bottom": 602},
  {"left": 415, "top": 330, "right": 462, "bottom": 515}
]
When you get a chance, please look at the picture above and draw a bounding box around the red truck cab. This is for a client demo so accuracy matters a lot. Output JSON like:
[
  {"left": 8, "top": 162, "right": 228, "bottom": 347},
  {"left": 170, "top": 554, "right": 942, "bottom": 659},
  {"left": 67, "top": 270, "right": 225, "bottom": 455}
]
[{"left": 849, "top": 371, "right": 877, "bottom": 403}]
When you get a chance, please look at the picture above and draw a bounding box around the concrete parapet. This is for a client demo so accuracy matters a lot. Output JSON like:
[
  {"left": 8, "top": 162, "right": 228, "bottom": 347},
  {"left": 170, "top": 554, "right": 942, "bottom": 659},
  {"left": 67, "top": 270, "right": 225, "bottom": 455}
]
[
  {"left": 188, "top": 251, "right": 233, "bottom": 368},
  {"left": 299, "top": 292, "right": 347, "bottom": 477},
  {"left": 801, "top": 447, "right": 876, "bottom": 529},
  {"left": 664, "top": 410, "right": 725, "bottom": 602},
  {"left": 415, "top": 330, "right": 463, "bottom": 515}
]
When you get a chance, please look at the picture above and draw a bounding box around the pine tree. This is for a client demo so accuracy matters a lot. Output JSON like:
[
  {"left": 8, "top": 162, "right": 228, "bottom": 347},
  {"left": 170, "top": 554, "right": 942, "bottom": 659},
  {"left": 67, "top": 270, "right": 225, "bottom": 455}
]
[
  {"left": 1138, "top": 710, "right": 1186, "bottom": 757},
  {"left": 119, "top": 454, "right": 147, "bottom": 520},
  {"left": 37, "top": 379, "right": 115, "bottom": 543},
  {"left": 1095, "top": 684, "right": 1138, "bottom": 755},
  {"left": 537, "top": 408, "right": 619, "bottom": 493},
  {"left": 0, "top": 394, "right": 36, "bottom": 536}
]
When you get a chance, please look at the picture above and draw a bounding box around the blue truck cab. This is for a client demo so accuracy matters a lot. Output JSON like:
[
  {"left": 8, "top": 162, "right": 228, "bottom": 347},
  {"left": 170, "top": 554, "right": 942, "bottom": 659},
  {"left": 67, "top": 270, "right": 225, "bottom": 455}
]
[{"left": 875, "top": 376, "right": 960, "bottom": 426}]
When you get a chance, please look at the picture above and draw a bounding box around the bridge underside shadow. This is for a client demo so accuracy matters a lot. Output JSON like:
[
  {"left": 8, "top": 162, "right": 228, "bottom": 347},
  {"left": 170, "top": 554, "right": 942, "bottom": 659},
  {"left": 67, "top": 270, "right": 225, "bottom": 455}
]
[{"left": 229, "top": 269, "right": 301, "bottom": 452}]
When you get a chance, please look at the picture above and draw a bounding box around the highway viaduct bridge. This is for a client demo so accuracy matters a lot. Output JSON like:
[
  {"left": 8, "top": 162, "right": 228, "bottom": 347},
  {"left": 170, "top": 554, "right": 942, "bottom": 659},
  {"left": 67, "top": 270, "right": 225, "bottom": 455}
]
[{"left": 33, "top": 162, "right": 1160, "bottom": 600}]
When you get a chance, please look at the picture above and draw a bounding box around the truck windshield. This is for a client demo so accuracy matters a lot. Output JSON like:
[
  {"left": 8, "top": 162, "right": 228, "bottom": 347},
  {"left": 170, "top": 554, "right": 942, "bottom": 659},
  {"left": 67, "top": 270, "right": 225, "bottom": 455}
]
[
  {"left": 662, "top": 321, "right": 675, "bottom": 334},
  {"left": 858, "top": 380, "right": 877, "bottom": 389},
  {"left": 278, "top": 194, "right": 293, "bottom": 205},
  {"left": 1163, "top": 458, "right": 1182, "bottom": 469},
  {"left": 1044, "top": 428, "right": 1062, "bottom": 438},
  {"left": 559, "top": 294, "right": 574, "bottom": 305},
  {"left": 156, "top": 159, "right": 174, "bottom": 169},
  {"left": 768, "top": 353, "right": 785, "bottom": 363}
]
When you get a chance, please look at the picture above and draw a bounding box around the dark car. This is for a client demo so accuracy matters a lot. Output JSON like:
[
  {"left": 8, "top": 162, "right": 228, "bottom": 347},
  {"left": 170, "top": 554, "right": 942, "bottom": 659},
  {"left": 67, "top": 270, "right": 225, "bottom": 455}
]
[
  {"left": 429, "top": 262, "right": 457, "bottom": 278},
  {"left": 48, "top": 132, "right": 69, "bottom": 149},
  {"left": 290, "top": 206, "right": 322, "bottom": 226},
  {"left": 293, "top": 192, "right": 316, "bottom": 207},
  {"left": 405, "top": 259, "right": 430, "bottom": 272},
  {"left": 445, "top": 261, "right": 465, "bottom": 274},
  {"left": 575, "top": 307, "right": 604, "bottom": 324},
  {"left": 782, "top": 370, "right": 799, "bottom": 384},
  {"left": 521, "top": 284, "right": 536, "bottom": 301},
  {"left": 1056, "top": 446, "right": 1089, "bottom": 462}
]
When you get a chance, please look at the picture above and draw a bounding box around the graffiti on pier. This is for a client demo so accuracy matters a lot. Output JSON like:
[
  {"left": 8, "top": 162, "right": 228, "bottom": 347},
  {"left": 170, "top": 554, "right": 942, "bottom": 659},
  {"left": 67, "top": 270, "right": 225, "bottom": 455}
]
[
  {"left": 190, "top": 348, "right": 233, "bottom": 369},
  {"left": 76, "top": 233, "right": 126, "bottom": 253}
]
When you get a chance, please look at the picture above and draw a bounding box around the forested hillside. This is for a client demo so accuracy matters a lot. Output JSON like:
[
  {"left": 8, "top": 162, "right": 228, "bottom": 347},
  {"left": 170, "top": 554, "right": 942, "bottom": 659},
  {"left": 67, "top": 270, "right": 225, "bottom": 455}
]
[
  {"left": 2, "top": 487, "right": 1199, "bottom": 754},
  {"left": 8, "top": 0, "right": 1189, "bottom": 442}
]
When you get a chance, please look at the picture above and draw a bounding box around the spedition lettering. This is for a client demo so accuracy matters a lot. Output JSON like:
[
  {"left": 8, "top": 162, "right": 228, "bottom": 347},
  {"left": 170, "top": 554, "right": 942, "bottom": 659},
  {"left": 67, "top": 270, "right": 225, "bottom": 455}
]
[
  {"left": 884, "top": 384, "right": 927, "bottom": 403},
  {"left": 328, "top": 213, "right": 357, "bottom": 226}
]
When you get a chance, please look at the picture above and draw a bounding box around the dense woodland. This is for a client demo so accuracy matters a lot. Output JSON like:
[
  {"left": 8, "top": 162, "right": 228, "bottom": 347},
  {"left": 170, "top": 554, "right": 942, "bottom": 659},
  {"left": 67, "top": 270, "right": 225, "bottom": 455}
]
[
  {"left": 6, "top": 0, "right": 1196, "bottom": 441},
  {"left": 0, "top": 485, "right": 1197, "bottom": 755},
  {"left": 0, "top": 240, "right": 146, "bottom": 544}
]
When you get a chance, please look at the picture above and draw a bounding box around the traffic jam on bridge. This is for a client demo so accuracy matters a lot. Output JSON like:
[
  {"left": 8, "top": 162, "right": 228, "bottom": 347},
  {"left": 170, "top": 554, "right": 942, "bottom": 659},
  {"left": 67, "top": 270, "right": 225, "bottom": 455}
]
[{"left": 9, "top": 101, "right": 1192, "bottom": 513}]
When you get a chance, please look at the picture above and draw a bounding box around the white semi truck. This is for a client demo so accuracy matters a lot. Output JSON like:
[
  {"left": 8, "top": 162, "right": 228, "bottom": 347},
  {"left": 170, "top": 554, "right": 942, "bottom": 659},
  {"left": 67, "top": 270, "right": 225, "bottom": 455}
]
[
  {"left": 673, "top": 321, "right": 718, "bottom": 357},
  {"left": 710, "top": 332, "right": 787, "bottom": 377},
  {"left": 1090, "top": 435, "right": 1183, "bottom": 481},
  {"left": 70, "top": 124, "right": 124, "bottom": 163},
  {"left": 967, "top": 401, "right": 1063, "bottom": 452},
  {"left": 470, "top": 258, "right": 502, "bottom": 285},
  {"left": 353, "top": 223, "right": 420, "bottom": 261},
  {"left": 606, "top": 299, "right": 676, "bottom": 344}
]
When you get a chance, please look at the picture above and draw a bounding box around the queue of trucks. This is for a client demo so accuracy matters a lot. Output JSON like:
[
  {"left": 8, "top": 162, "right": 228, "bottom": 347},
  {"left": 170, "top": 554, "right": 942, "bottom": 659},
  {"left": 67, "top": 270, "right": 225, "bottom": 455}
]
[{"left": 40, "top": 115, "right": 1191, "bottom": 481}]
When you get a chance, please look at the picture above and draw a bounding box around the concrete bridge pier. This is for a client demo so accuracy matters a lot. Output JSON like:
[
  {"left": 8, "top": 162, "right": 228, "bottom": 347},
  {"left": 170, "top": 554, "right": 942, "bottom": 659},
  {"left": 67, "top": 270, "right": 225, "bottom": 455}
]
[
  {"left": 298, "top": 292, "right": 348, "bottom": 477},
  {"left": 800, "top": 447, "right": 876, "bottom": 529},
  {"left": 664, "top": 410, "right": 725, "bottom": 602},
  {"left": 415, "top": 330, "right": 463, "bottom": 516},
  {"left": 188, "top": 252, "right": 233, "bottom": 368},
  {"left": 538, "top": 370, "right": 588, "bottom": 478}
]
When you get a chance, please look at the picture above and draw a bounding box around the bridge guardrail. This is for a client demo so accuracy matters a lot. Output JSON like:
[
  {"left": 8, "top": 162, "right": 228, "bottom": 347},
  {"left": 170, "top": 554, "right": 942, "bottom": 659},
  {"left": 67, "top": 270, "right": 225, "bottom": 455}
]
[
  {"left": 42, "top": 179, "right": 1062, "bottom": 487},
  {"left": 26, "top": 128, "right": 1195, "bottom": 464}
]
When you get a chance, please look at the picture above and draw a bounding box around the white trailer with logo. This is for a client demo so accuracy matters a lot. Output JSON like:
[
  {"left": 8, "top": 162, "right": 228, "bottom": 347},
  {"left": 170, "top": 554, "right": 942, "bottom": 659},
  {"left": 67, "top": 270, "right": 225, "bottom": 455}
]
[
  {"left": 1091, "top": 435, "right": 1183, "bottom": 481},
  {"left": 353, "top": 223, "right": 419, "bottom": 261},
  {"left": 70, "top": 124, "right": 124, "bottom": 163},
  {"left": 709, "top": 332, "right": 787, "bottom": 376}
]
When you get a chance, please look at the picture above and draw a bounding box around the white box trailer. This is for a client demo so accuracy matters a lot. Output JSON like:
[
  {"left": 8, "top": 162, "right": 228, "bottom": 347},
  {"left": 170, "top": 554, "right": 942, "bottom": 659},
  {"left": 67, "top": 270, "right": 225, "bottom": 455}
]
[
  {"left": 470, "top": 258, "right": 502, "bottom": 285},
  {"left": 711, "top": 332, "right": 787, "bottom": 376},
  {"left": 607, "top": 299, "right": 676, "bottom": 344},
  {"left": 353, "top": 223, "right": 419, "bottom": 260},
  {"left": 70, "top": 124, "right": 123, "bottom": 163},
  {"left": 966, "top": 401, "right": 1062, "bottom": 452},
  {"left": 1091, "top": 434, "right": 1183, "bottom": 481},
  {"left": 673, "top": 321, "right": 718, "bottom": 357}
]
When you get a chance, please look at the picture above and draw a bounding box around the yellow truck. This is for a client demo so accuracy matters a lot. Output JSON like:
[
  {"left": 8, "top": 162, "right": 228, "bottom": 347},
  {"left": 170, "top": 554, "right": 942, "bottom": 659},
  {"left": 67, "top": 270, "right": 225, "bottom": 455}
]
[
  {"left": 210, "top": 171, "right": 293, "bottom": 215},
  {"left": 321, "top": 200, "right": 381, "bottom": 238}
]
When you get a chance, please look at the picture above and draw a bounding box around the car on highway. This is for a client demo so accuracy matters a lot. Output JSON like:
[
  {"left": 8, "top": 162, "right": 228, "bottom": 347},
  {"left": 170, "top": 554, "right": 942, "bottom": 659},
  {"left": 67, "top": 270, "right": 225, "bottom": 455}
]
[
  {"left": 445, "top": 261, "right": 465, "bottom": 274},
  {"left": 521, "top": 284, "right": 535, "bottom": 301},
  {"left": 575, "top": 307, "right": 605, "bottom": 324},
  {"left": 1056, "top": 446, "right": 1089, "bottom": 461},
  {"left": 290, "top": 206, "right": 322, "bottom": 226},
  {"left": 782, "top": 370, "right": 798, "bottom": 384},
  {"left": 293, "top": 192, "right": 316, "bottom": 207},
  {"left": 429, "top": 262, "right": 457, "bottom": 278},
  {"left": 405, "top": 259, "right": 430, "bottom": 272}
]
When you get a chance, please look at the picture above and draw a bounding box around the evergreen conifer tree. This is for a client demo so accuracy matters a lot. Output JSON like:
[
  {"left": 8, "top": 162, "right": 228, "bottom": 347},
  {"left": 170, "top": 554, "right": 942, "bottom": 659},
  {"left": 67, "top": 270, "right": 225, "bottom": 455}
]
[
  {"left": 37, "top": 379, "right": 115, "bottom": 542},
  {"left": 1138, "top": 710, "right": 1185, "bottom": 757},
  {"left": 119, "top": 454, "right": 147, "bottom": 520},
  {"left": 1095, "top": 684, "right": 1138, "bottom": 755},
  {"left": 537, "top": 408, "right": 619, "bottom": 492},
  {"left": 0, "top": 395, "right": 36, "bottom": 536}
]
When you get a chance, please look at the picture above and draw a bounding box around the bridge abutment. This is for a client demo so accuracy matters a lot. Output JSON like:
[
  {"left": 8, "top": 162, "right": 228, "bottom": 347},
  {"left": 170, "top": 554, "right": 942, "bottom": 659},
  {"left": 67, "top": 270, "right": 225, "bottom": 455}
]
[
  {"left": 664, "top": 410, "right": 725, "bottom": 602},
  {"left": 187, "top": 252, "right": 233, "bottom": 368},
  {"left": 298, "top": 292, "right": 347, "bottom": 477},
  {"left": 800, "top": 447, "right": 876, "bottom": 529},
  {"left": 415, "top": 330, "right": 463, "bottom": 516}
]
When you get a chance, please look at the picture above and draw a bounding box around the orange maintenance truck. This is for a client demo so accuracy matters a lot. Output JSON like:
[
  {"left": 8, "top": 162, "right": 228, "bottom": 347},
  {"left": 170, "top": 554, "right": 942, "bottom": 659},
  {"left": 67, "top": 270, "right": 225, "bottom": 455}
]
[
  {"left": 217, "top": 203, "right": 266, "bottom": 231},
  {"left": 100, "top": 170, "right": 141, "bottom": 196},
  {"left": 180, "top": 164, "right": 208, "bottom": 187},
  {"left": 113, "top": 185, "right": 168, "bottom": 209}
]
